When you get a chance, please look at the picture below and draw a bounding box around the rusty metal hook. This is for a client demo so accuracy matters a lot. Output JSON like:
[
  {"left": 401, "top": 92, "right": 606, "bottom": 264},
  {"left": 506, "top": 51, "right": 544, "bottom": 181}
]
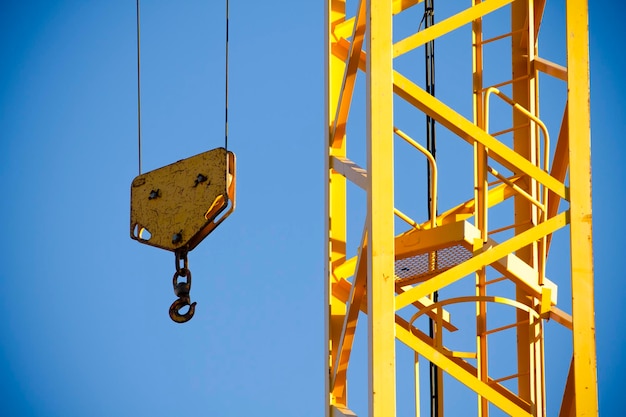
[
  {"left": 169, "top": 262, "right": 195, "bottom": 323},
  {"left": 169, "top": 297, "right": 197, "bottom": 323}
]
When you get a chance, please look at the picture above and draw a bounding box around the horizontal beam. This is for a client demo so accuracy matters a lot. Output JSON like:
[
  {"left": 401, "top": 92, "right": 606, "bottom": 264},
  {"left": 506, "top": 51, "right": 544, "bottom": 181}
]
[
  {"left": 534, "top": 56, "right": 568, "bottom": 81},
  {"left": 331, "top": 156, "right": 368, "bottom": 189},
  {"left": 331, "top": 405, "right": 358, "bottom": 417},
  {"left": 491, "top": 247, "right": 559, "bottom": 304}
]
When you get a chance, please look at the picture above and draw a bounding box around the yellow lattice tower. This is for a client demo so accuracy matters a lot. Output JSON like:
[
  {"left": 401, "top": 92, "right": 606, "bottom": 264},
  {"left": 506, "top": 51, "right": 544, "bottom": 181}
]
[{"left": 324, "top": 1, "right": 597, "bottom": 416}]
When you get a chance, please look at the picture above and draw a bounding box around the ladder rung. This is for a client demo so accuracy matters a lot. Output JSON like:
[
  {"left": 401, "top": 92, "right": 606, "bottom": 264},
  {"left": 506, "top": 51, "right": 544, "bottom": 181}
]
[
  {"left": 484, "top": 276, "right": 507, "bottom": 285},
  {"left": 444, "top": 350, "right": 477, "bottom": 359},
  {"left": 483, "top": 319, "right": 529, "bottom": 336},
  {"left": 490, "top": 123, "right": 530, "bottom": 138},
  {"left": 487, "top": 173, "right": 522, "bottom": 187},
  {"left": 476, "top": 28, "right": 526, "bottom": 46},
  {"left": 488, "top": 220, "right": 532, "bottom": 235},
  {"left": 476, "top": 74, "right": 530, "bottom": 93},
  {"left": 489, "top": 371, "right": 529, "bottom": 385}
]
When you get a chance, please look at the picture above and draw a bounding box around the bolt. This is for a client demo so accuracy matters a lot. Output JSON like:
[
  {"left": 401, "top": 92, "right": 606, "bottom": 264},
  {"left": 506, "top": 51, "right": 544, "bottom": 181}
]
[
  {"left": 172, "top": 231, "right": 183, "bottom": 245},
  {"left": 148, "top": 189, "right": 160, "bottom": 200},
  {"left": 194, "top": 174, "right": 208, "bottom": 187}
]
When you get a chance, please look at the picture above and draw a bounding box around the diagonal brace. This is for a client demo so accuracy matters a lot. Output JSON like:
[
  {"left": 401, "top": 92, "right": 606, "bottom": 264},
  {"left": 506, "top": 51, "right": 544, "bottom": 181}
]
[
  {"left": 396, "top": 323, "right": 533, "bottom": 416},
  {"left": 331, "top": 226, "right": 368, "bottom": 397},
  {"left": 396, "top": 212, "right": 568, "bottom": 310},
  {"left": 394, "top": 0, "right": 513, "bottom": 58}
]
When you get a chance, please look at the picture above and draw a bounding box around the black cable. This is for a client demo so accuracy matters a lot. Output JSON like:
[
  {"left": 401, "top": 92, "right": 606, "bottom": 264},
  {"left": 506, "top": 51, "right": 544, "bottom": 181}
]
[
  {"left": 224, "top": 0, "right": 229, "bottom": 151},
  {"left": 136, "top": 0, "right": 142, "bottom": 175},
  {"left": 422, "top": 2, "right": 439, "bottom": 417}
]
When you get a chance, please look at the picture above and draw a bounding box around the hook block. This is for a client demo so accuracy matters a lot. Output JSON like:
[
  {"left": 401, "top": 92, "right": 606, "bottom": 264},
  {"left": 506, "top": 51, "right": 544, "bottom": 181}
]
[{"left": 130, "top": 147, "right": 236, "bottom": 252}]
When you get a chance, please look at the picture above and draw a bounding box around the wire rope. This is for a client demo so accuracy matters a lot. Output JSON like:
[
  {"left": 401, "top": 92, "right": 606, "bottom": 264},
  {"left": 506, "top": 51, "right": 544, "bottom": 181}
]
[
  {"left": 135, "top": 0, "right": 230, "bottom": 170},
  {"left": 136, "top": 0, "right": 142, "bottom": 175},
  {"left": 224, "top": 0, "right": 229, "bottom": 151}
]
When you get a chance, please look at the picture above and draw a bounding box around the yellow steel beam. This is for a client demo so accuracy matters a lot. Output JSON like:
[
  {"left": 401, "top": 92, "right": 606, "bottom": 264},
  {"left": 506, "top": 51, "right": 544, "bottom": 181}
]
[
  {"left": 490, "top": 249, "right": 558, "bottom": 305},
  {"left": 510, "top": 0, "right": 538, "bottom": 405},
  {"left": 566, "top": 0, "right": 599, "bottom": 415},
  {"left": 533, "top": 0, "right": 547, "bottom": 40},
  {"left": 331, "top": 0, "right": 367, "bottom": 146},
  {"left": 331, "top": 406, "right": 358, "bottom": 417},
  {"left": 472, "top": 8, "right": 489, "bottom": 413},
  {"left": 332, "top": 227, "right": 368, "bottom": 398},
  {"left": 558, "top": 357, "right": 576, "bottom": 417},
  {"left": 332, "top": 38, "right": 365, "bottom": 72},
  {"left": 548, "top": 307, "right": 573, "bottom": 330},
  {"left": 392, "top": 0, "right": 423, "bottom": 14},
  {"left": 397, "top": 286, "right": 457, "bottom": 332},
  {"left": 326, "top": 0, "right": 348, "bottom": 411},
  {"left": 331, "top": 156, "right": 368, "bottom": 190},
  {"left": 366, "top": 0, "right": 396, "bottom": 415},
  {"left": 548, "top": 103, "right": 570, "bottom": 214},
  {"left": 534, "top": 56, "right": 568, "bottom": 81},
  {"left": 334, "top": 0, "right": 424, "bottom": 41},
  {"left": 396, "top": 212, "right": 567, "bottom": 311},
  {"left": 395, "top": 220, "right": 480, "bottom": 259},
  {"left": 393, "top": 0, "right": 513, "bottom": 58},
  {"left": 333, "top": 19, "right": 355, "bottom": 42},
  {"left": 546, "top": 103, "right": 569, "bottom": 253},
  {"left": 436, "top": 181, "right": 518, "bottom": 227}
]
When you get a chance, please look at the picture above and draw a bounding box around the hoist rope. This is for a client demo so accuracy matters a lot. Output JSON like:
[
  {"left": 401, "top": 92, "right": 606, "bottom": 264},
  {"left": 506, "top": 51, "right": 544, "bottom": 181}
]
[
  {"left": 135, "top": 1, "right": 231, "bottom": 172},
  {"left": 136, "top": 0, "right": 142, "bottom": 175},
  {"left": 224, "top": 0, "right": 230, "bottom": 151}
]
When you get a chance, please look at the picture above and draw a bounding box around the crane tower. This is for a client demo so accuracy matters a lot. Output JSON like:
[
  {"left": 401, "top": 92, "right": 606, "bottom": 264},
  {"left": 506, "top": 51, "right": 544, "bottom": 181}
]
[{"left": 324, "top": 0, "right": 597, "bottom": 416}]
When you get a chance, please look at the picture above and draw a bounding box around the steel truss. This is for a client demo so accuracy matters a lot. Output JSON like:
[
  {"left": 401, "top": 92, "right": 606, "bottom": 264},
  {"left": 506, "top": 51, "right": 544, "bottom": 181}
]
[{"left": 324, "top": 0, "right": 597, "bottom": 416}]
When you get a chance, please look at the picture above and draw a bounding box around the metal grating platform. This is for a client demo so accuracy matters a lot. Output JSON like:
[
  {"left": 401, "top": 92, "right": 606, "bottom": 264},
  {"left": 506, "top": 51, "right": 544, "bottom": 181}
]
[{"left": 395, "top": 244, "right": 472, "bottom": 287}]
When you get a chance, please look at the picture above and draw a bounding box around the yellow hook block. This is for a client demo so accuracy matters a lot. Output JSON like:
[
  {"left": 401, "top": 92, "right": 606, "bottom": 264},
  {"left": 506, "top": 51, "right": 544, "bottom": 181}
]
[{"left": 130, "top": 147, "right": 236, "bottom": 252}]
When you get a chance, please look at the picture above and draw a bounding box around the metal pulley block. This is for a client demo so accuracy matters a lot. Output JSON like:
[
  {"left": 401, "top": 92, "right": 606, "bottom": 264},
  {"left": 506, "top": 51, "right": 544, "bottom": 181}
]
[{"left": 130, "top": 147, "right": 236, "bottom": 252}]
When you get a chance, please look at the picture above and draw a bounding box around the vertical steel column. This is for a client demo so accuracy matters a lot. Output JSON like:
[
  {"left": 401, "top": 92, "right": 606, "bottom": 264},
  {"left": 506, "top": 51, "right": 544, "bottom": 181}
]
[
  {"left": 325, "top": 0, "right": 348, "bottom": 414},
  {"left": 565, "top": 0, "right": 599, "bottom": 415},
  {"left": 472, "top": 3, "right": 489, "bottom": 415},
  {"left": 366, "top": 0, "right": 396, "bottom": 416},
  {"left": 511, "top": 0, "right": 540, "bottom": 407}
]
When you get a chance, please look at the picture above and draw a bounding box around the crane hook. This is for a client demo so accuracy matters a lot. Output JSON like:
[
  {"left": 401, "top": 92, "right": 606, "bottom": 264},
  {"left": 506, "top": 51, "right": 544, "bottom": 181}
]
[
  {"left": 169, "top": 256, "right": 196, "bottom": 323},
  {"left": 169, "top": 298, "right": 197, "bottom": 323}
]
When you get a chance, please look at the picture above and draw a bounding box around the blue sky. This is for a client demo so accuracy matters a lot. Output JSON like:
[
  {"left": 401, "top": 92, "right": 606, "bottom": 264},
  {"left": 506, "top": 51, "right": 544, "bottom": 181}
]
[{"left": 0, "top": 1, "right": 624, "bottom": 416}]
